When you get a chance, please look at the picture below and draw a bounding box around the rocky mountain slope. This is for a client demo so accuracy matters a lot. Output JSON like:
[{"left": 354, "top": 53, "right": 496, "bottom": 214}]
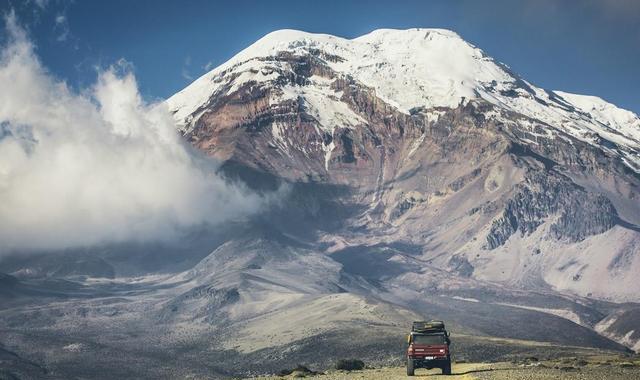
[{"left": 165, "top": 28, "right": 640, "bottom": 352}]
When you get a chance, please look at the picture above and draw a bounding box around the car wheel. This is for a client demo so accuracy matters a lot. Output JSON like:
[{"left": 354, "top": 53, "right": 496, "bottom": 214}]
[
  {"left": 442, "top": 360, "right": 452, "bottom": 375},
  {"left": 407, "top": 357, "right": 415, "bottom": 376}
]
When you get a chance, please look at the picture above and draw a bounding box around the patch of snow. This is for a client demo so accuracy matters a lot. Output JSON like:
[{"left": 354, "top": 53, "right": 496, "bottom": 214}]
[
  {"left": 620, "top": 330, "right": 639, "bottom": 351},
  {"left": 595, "top": 314, "right": 618, "bottom": 334},
  {"left": 226, "top": 62, "right": 281, "bottom": 95},
  {"left": 451, "top": 296, "right": 480, "bottom": 303},
  {"left": 407, "top": 133, "right": 426, "bottom": 158},
  {"left": 595, "top": 313, "right": 640, "bottom": 352},
  {"left": 276, "top": 83, "right": 365, "bottom": 133},
  {"left": 270, "top": 122, "right": 291, "bottom": 158},
  {"left": 63, "top": 343, "right": 86, "bottom": 352},
  {"left": 496, "top": 303, "right": 584, "bottom": 327},
  {"left": 323, "top": 139, "right": 335, "bottom": 171},
  {"left": 554, "top": 91, "right": 640, "bottom": 142}
]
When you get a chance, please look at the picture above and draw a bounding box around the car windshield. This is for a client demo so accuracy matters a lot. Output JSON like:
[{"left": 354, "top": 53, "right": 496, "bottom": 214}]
[{"left": 412, "top": 334, "right": 445, "bottom": 345}]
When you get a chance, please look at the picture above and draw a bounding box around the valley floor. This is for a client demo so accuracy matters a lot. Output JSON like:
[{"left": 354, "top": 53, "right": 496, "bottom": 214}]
[{"left": 251, "top": 357, "right": 640, "bottom": 380}]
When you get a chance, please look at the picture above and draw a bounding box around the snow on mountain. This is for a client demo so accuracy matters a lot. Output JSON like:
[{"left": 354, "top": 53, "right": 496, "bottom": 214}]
[
  {"left": 554, "top": 90, "right": 640, "bottom": 143},
  {"left": 167, "top": 28, "right": 640, "bottom": 172},
  {"left": 167, "top": 28, "right": 508, "bottom": 125}
]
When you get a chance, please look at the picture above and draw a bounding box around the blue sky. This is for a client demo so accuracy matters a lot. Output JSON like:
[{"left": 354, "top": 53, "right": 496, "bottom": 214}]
[{"left": 3, "top": 0, "right": 639, "bottom": 113}]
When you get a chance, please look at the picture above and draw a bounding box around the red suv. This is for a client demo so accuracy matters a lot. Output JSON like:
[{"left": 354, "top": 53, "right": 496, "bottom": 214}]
[{"left": 406, "top": 321, "right": 451, "bottom": 376}]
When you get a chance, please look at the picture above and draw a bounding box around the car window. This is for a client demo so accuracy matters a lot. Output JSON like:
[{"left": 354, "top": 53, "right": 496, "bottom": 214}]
[{"left": 412, "top": 334, "right": 445, "bottom": 345}]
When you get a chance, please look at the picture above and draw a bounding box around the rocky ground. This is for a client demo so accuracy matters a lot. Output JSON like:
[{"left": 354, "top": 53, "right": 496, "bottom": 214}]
[{"left": 251, "top": 355, "right": 640, "bottom": 380}]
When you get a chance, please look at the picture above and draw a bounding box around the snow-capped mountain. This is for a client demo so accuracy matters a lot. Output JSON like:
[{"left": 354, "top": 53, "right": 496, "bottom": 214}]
[
  {"left": 167, "top": 28, "right": 640, "bottom": 173},
  {"left": 163, "top": 28, "right": 640, "bottom": 351}
]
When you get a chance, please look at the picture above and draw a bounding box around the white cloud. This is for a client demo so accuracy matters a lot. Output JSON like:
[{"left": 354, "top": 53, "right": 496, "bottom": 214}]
[
  {"left": 181, "top": 68, "right": 193, "bottom": 81},
  {"left": 53, "top": 12, "right": 70, "bottom": 42},
  {"left": 0, "top": 15, "right": 268, "bottom": 253},
  {"left": 181, "top": 55, "right": 193, "bottom": 81},
  {"left": 33, "top": 0, "right": 49, "bottom": 9}
]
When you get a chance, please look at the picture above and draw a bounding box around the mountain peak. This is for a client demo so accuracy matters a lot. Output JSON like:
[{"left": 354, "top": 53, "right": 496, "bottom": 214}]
[
  {"left": 255, "top": 27, "right": 464, "bottom": 46},
  {"left": 167, "top": 27, "right": 504, "bottom": 124},
  {"left": 354, "top": 27, "right": 463, "bottom": 42},
  {"left": 167, "top": 28, "right": 640, "bottom": 172}
]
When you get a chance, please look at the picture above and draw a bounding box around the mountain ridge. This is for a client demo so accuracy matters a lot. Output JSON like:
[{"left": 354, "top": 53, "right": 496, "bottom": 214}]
[{"left": 167, "top": 28, "right": 640, "bottom": 174}]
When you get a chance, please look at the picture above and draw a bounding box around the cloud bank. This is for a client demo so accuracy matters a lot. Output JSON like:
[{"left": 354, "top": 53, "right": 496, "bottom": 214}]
[{"left": 0, "top": 15, "right": 265, "bottom": 253}]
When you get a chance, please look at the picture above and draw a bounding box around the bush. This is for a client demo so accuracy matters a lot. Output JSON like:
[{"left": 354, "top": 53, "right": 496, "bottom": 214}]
[
  {"left": 335, "top": 359, "right": 365, "bottom": 371},
  {"left": 278, "top": 365, "right": 314, "bottom": 376},
  {"left": 277, "top": 368, "right": 292, "bottom": 376}
]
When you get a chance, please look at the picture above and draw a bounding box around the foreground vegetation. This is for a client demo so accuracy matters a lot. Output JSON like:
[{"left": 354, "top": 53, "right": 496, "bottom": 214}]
[{"left": 251, "top": 353, "right": 640, "bottom": 379}]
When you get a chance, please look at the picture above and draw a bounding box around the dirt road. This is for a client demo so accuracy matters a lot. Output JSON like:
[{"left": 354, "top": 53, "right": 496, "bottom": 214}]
[{"left": 252, "top": 359, "right": 640, "bottom": 379}]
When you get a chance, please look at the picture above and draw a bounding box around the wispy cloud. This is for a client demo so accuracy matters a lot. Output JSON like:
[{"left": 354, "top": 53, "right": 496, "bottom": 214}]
[
  {"left": 33, "top": 0, "right": 49, "bottom": 9},
  {"left": 53, "top": 12, "right": 69, "bottom": 42},
  {"left": 181, "top": 55, "right": 193, "bottom": 80},
  {"left": 0, "top": 15, "right": 271, "bottom": 253}
]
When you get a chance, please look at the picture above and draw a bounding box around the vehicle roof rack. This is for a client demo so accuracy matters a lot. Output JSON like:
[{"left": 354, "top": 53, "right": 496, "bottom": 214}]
[{"left": 412, "top": 320, "right": 446, "bottom": 333}]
